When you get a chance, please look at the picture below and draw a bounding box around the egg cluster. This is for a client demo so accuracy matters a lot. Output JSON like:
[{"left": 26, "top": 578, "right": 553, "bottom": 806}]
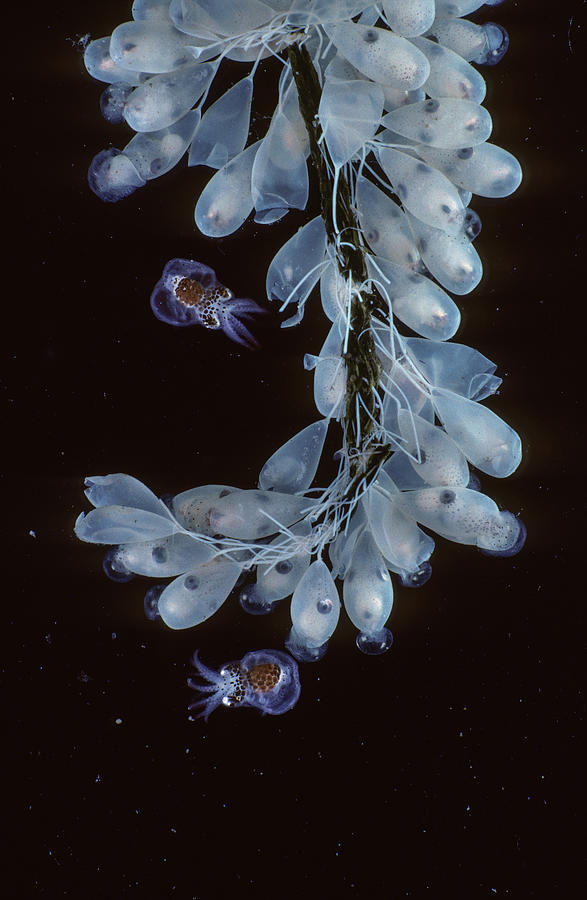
[{"left": 77, "top": 0, "right": 523, "bottom": 715}]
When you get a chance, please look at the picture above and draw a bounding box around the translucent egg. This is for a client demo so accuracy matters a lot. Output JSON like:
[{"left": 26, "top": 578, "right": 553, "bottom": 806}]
[{"left": 325, "top": 22, "right": 430, "bottom": 90}]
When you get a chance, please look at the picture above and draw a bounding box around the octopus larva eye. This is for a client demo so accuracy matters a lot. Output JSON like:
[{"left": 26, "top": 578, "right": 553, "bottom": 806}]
[{"left": 440, "top": 490, "right": 456, "bottom": 505}]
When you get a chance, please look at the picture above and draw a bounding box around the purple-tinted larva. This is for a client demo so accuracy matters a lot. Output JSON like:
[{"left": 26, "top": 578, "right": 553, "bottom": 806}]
[
  {"left": 188, "top": 649, "right": 301, "bottom": 720},
  {"left": 150, "top": 258, "right": 266, "bottom": 349}
]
